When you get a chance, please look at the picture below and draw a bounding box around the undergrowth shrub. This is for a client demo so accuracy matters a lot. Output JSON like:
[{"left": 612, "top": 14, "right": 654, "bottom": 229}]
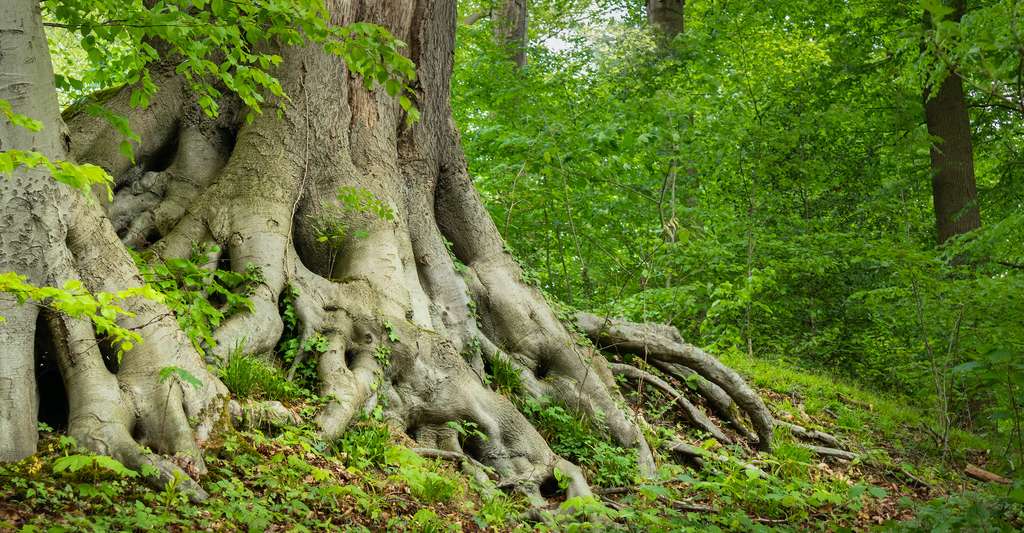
[
  {"left": 334, "top": 417, "right": 394, "bottom": 471},
  {"left": 521, "top": 398, "right": 638, "bottom": 487},
  {"left": 132, "top": 245, "right": 259, "bottom": 355},
  {"left": 885, "top": 485, "right": 1024, "bottom": 532},
  {"left": 486, "top": 352, "right": 523, "bottom": 396},
  {"left": 275, "top": 285, "right": 326, "bottom": 391}
]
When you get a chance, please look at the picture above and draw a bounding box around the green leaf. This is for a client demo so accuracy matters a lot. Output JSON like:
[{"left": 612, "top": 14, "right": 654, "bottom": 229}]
[{"left": 159, "top": 366, "right": 204, "bottom": 389}]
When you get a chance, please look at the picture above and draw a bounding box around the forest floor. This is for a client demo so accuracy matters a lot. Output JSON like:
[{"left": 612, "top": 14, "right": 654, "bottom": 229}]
[{"left": 0, "top": 351, "right": 1018, "bottom": 532}]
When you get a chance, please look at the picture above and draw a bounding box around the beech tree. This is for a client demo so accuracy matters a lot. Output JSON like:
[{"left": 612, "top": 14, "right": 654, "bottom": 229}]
[{"left": 0, "top": 0, "right": 771, "bottom": 501}]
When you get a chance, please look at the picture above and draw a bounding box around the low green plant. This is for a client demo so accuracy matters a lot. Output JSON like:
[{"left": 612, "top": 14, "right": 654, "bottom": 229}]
[
  {"left": 399, "top": 465, "right": 462, "bottom": 504},
  {"left": 475, "top": 491, "right": 521, "bottom": 529},
  {"left": 276, "top": 285, "right": 327, "bottom": 390},
  {"left": 487, "top": 353, "right": 523, "bottom": 396},
  {"left": 335, "top": 419, "right": 393, "bottom": 471},
  {"left": 884, "top": 486, "right": 1024, "bottom": 532},
  {"left": 133, "top": 245, "right": 258, "bottom": 355},
  {"left": 445, "top": 420, "right": 488, "bottom": 449},
  {"left": 404, "top": 508, "right": 458, "bottom": 532},
  {"left": 522, "top": 397, "right": 638, "bottom": 488},
  {"left": 219, "top": 349, "right": 302, "bottom": 401},
  {"left": 52, "top": 454, "right": 138, "bottom": 481}
]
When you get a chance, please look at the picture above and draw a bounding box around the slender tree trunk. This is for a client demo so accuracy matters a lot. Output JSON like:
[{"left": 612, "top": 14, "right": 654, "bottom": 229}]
[
  {"left": 924, "top": 0, "right": 981, "bottom": 244},
  {"left": 647, "top": 0, "right": 685, "bottom": 39},
  {"left": 495, "top": 0, "right": 528, "bottom": 67}
]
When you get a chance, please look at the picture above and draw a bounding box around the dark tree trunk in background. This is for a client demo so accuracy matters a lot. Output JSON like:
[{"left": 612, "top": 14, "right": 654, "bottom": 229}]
[
  {"left": 647, "top": 0, "right": 685, "bottom": 38},
  {"left": 495, "top": 0, "right": 528, "bottom": 67},
  {"left": 924, "top": 0, "right": 981, "bottom": 244}
]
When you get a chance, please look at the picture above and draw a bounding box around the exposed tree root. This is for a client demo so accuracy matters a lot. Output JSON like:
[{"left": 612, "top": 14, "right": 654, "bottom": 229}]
[
  {"left": 651, "top": 359, "right": 758, "bottom": 441},
  {"left": 805, "top": 444, "right": 858, "bottom": 461},
  {"left": 411, "top": 447, "right": 494, "bottom": 487},
  {"left": 609, "top": 362, "right": 731, "bottom": 443},
  {"left": 596, "top": 485, "right": 717, "bottom": 514},
  {"left": 774, "top": 419, "right": 842, "bottom": 448},
  {"left": 576, "top": 312, "right": 773, "bottom": 451}
]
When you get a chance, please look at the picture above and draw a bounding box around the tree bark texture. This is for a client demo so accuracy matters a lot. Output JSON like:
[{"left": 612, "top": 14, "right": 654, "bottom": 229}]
[
  {"left": 647, "top": 0, "right": 685, "bottom": 39},
  {"left": 924, "top": 0, "right": 981, "bottom": 244}
]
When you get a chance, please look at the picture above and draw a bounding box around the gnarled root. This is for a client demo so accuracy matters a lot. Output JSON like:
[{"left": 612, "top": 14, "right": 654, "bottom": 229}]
[
  {"left": 609, "top": 362, "right": 731, "bottom": 444},
  {"left": 575, "top": 312, "right": 774, "bottom": 451},
  {"left": 15, "top": 192, "right": 235, "bottom": 500}
]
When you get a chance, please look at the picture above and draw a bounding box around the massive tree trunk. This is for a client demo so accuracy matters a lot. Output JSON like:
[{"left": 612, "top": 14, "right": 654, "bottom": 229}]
[
  {"left": 0, "top": 0, "right": 65, "bottom": 461},
  {"left": 924, "top": 0, "right": 981, "bottom": 244},
  {"left": 2, "top": 0, "right": 771, "bottom": 500}
]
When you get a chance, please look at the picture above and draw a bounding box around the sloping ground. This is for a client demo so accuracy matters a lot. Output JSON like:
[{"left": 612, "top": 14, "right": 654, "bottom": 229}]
[{"left": 2, "top": 352, "right": 1020, "bottom": 531}]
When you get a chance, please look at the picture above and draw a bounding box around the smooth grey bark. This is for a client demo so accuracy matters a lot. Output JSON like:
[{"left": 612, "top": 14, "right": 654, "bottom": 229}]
[
  {"left": 0, "top": 0, "right": 70, "bottom": 461},
  {"left": 576, "top": 312, "right": 773, "bottom": 451},
  {"left": 0, "top": 0, "right": 229, "bottom": 492}
]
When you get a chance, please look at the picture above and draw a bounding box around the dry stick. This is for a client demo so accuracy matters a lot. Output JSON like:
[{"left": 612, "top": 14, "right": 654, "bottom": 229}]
[
  {"left": 609, "top": 362, "right": 731, "bottom": 443},
  {"left": 912, "top": 274, "right": 951, "bottom": 459},
  {"left": 898, "top": 466, "right": 932, "bottom": 488},
  {"left": 774, "top": 420, "right": 841, "bottom": 448},
  {"left": 557, "top": 160, "right": 592, "bottom": 297},
  {"left": 901, "top": 188, "right": 951, "bottom": 460},
  {"left": 965, "top": 463, "right": 1012, "bottom": 485},
  {"left": 502, "top": 162, "right": 526, "bottom": 236},
  {"left": 657, "top": 155, "right": 679, "bottom": 288},
  {"left": 804, "top": 445, "right": 857, "bottom": 462},
  {"left": 663, "top": 440, "right": 767, "bottom": 478}
]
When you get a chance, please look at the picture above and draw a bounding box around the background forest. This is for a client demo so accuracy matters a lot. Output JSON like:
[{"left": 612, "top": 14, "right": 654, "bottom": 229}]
[
  {"left": 453, "top": 0, "right": 1024, "bottom": 527},
  {"left": 1, "top": 0, "right": 1024, "bottom": 531}
]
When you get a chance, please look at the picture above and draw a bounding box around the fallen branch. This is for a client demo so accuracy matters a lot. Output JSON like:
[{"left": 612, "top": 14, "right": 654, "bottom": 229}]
[
  {"left": 897, "top": 466, "right": 932, "bottom": 488},
  {"left": 965, "top": 464, "right": 1011, "bottom": 484},
  {"left": 775, "top": 420, "right": 841, "bottom": 448},
  {"left": 805, "top": 445, "right": 857, "bottom": 462}
]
